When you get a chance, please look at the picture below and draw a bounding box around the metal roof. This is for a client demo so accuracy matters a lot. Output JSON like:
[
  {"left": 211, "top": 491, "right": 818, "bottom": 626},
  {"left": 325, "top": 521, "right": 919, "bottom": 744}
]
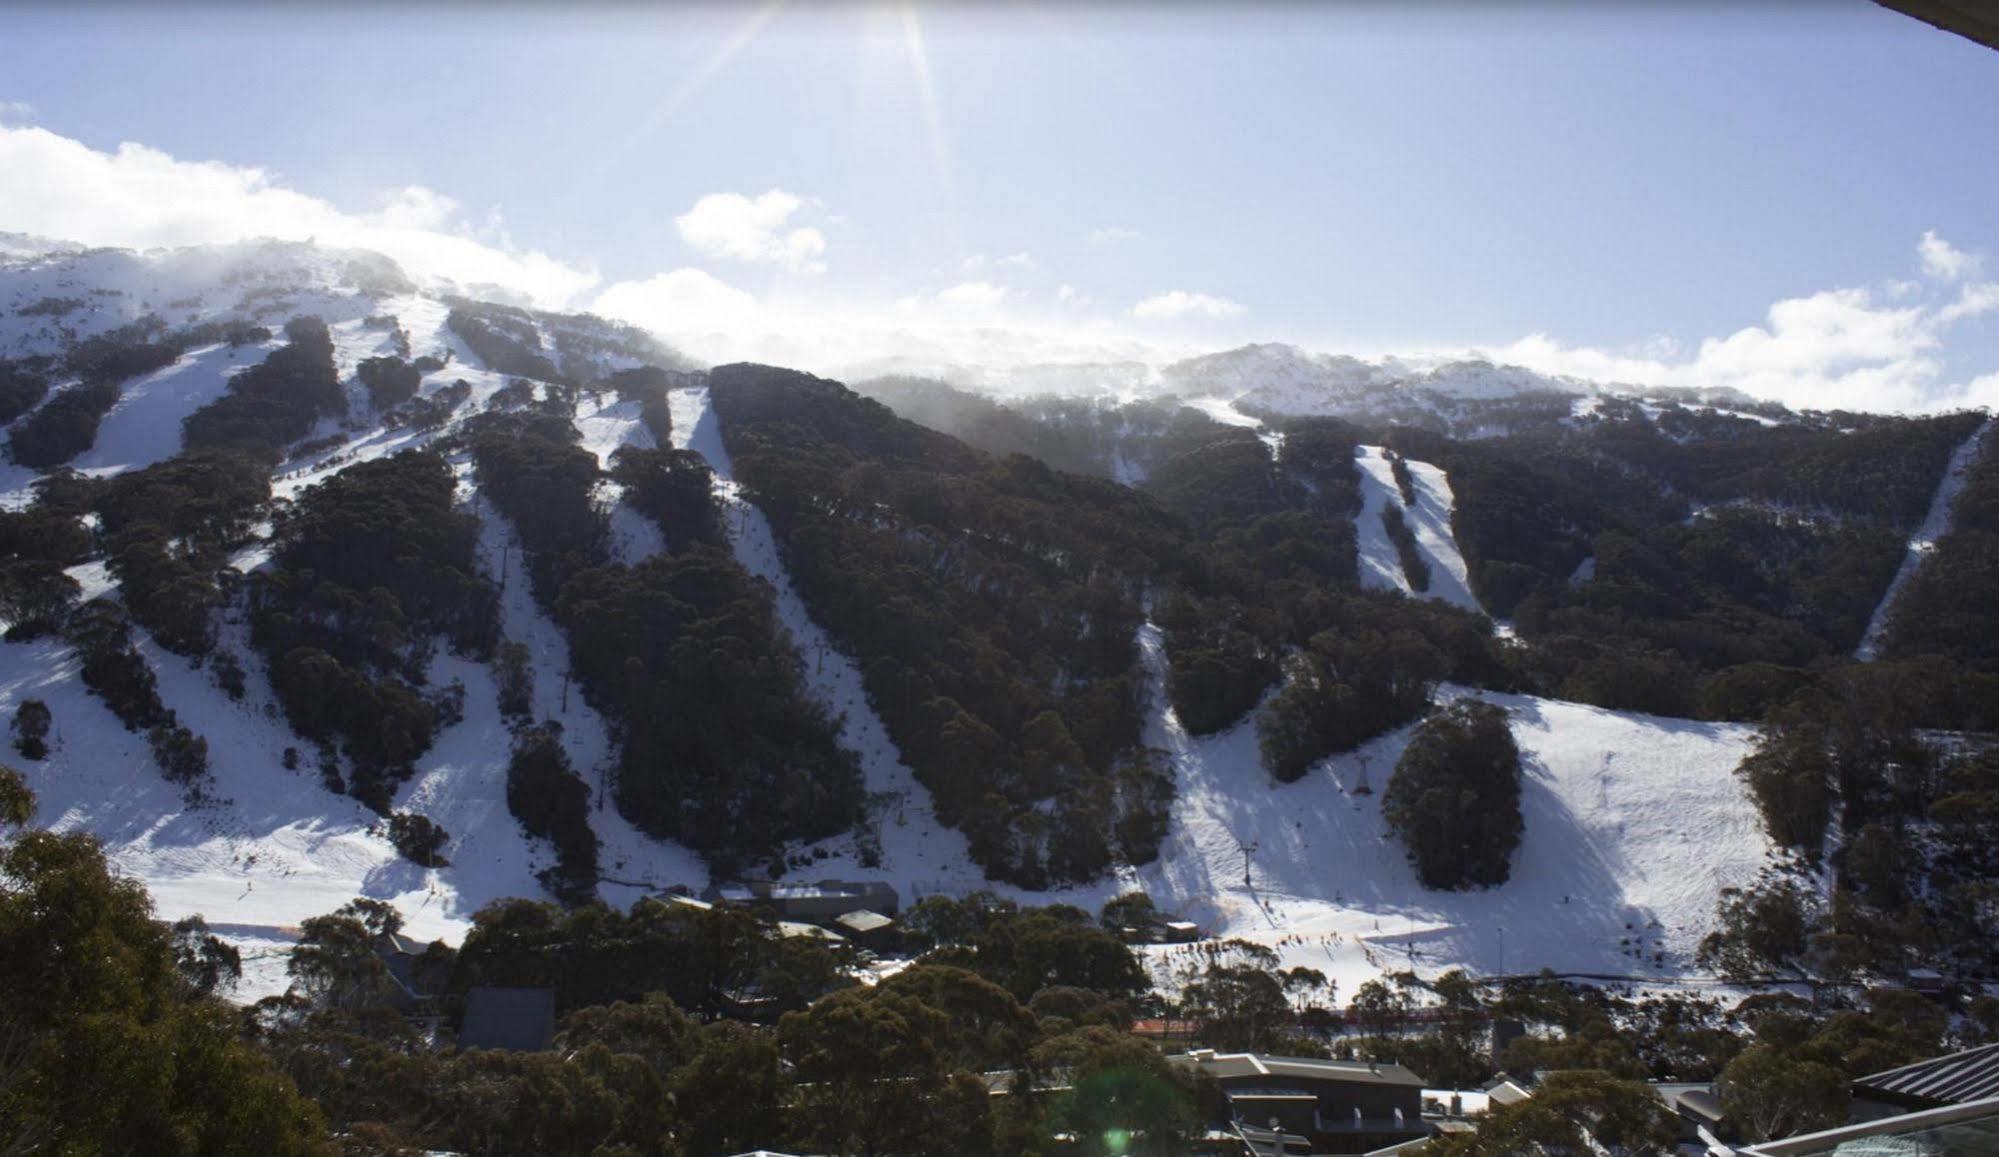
[
  {"left": 1744, "top": 1094, "right": 1999, "bottom": 1156},
  {"left": 834, "top": 909, "right": 893, "bottom": 933},
  {"left": 1857, "top": 1042, "right": 1999, "bottom": 1107},
  {"left": 1174, "top": 1051, "right": 1427, "bottom": 1089},
  {"left": 776, "top": 920, "right": 845, "bottom": 942}
]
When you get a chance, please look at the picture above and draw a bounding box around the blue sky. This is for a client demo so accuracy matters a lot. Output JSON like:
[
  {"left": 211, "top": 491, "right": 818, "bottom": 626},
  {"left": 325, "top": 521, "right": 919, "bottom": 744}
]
[{"left": 3, "top": 1, "right": 1998, "bottom": 410}]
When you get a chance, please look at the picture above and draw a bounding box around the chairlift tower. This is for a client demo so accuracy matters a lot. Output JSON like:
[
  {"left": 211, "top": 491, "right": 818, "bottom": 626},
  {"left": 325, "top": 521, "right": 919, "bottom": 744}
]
[{"left": 1354, "top": 753, "right": 1373, "bottom": 797}]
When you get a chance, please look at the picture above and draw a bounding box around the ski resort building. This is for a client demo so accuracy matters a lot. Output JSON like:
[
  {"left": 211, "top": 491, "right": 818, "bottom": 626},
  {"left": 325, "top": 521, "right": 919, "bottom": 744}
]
[
  {"left": 702, "top": 879, "right": 901, "bottom": 920},
  {"left": 1171, "top": 1051, "right": 1430, "bottom": 1154}
]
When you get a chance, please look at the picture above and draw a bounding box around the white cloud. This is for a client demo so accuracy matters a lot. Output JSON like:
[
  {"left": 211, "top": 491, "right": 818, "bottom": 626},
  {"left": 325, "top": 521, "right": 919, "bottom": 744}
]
[
  {"left": 1055, "top": 284, "right": 1092, "bottom": 308},
  {"left": 937, "top": 280, "right": 1009, "bottom": 309},
  {"left": 1132, "top": 290, "right": 1246, "bottom": 320},
  {"left": 1489, "top": 251, "right": 1999, "bottom": 413},
  {"left": 1088, "top": 226, "right": 1142, "bottom": 246},
  {"left": 0, "top": 101, "right": 32, "bottom": 126},
  {"left": 0, "top": 124, "right": 597, "bottom": 306},
  {"left": 674, "top": 189, "right": 826, "bottom": 273},
  {"left": 1939, "top": 280, "right": 1999, "bottom": 325},
  {"left": 592, "top": 267, "right": 760, "bottom": 332},
  {"left": 1919, "top": 229, "right": 1977, "bottom": 281},
  {"left": 962, "top": 251, "right": 1034, "bottom": 273}
]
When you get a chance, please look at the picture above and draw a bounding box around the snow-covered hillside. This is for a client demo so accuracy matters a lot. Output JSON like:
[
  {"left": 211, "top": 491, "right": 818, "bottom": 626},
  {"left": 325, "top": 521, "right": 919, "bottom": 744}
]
[
  {"left": 0, "top": 240, "right": 705, "bottom": 999},
  {"left": 0, "top": 237, "right": 1781, "bottom": 1006},
  {"left": 1111, "top": 625, "right": 1773, "bottom": 998},
  {"left": 1352, "top": 445, "right": 1482, "bottom": 614}
]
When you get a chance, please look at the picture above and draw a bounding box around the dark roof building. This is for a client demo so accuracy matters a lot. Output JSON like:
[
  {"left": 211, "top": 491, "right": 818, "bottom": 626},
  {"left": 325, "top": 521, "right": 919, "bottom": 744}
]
[
  {"left": 459, "top": 986, "right": 556, "bottom": 1052},
  {"left": 1172, "top": 1051, "right": 1430, "bottom": 1155}
]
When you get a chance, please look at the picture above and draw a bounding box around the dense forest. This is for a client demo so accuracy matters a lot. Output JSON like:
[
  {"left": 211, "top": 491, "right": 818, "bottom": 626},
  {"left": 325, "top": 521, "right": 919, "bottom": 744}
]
[
  {"left": 463, "top": 397, "right": 864, "bottom": 878},
  {"left": 253, "top": 450, "right": 498, "bottom": 811},
  {"left": 712, "top": 364, "right": 1198, "bottom": 886}
]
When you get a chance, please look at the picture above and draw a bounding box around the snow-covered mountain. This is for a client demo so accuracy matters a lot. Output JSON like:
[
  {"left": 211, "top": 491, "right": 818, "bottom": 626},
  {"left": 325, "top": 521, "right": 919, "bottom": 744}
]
[
  {"left": 1159, "top": 342, "right": 1596, "bottom": 416},
  {"left": 0, "top": 234, "right": 1912, "bottom": 1006}
]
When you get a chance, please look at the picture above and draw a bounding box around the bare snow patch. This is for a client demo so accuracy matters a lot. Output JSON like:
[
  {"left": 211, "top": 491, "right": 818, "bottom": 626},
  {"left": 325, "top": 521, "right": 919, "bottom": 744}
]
[{"left": 1352, "top": 445, "right": 1480, "bottom": 614}]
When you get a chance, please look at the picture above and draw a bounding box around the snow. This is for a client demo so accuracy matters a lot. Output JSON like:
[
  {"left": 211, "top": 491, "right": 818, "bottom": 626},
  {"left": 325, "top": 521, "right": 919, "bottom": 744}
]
[
  {"left": 575, "top": 395, "right": 653, "bottom": 466},
  {"left": 459, "top": 455, "right": 707, "bottom": 907},
  {"left": 666, "top": 384, "right": 981, "bottom": 887},
  {"left": 1104, "top": 624, "right": 1773, "bottom": 999},
  {"left": 1855, "top": 415, "right": 1995, "bottom": 661},
  {"left": 0, "top": 617, "right": 535, "bottom": 1004},
  {"left": 0, "top": 241, "right": 1784, "bottom": 1005},
  {"left": 575, "top": 393, "right": 665, "bottom": 564},
  {"left": 325, "top": 315, "right": 400, "bottom": 387},
  {"left": 1180, "top": 394, "right": 1266, "bottom": 429},
  {"left": 73, "top": 341, "right": 274, "bottom": 474},
  {"left": 1164, "top": 344, "right": 1591, "bottom": 422},
  {"left": 1351, "top": 446, "right": 1482, "bottom": 615}
]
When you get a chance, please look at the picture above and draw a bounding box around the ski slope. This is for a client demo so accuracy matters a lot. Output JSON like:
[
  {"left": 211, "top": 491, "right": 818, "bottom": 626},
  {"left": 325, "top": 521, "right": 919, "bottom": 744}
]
[
  {"left": 575, "top": 392, "right": 665, "bottom": 564},
  {"left": 1352, "top": 445, "right": 1482, "bottom": 615},
  {"left": 660, "top": 385, "right": 1764, "bottom": 994},
  {"left": 1105, "top": 624, "right": 1772, "bottom": 998},
  {"left": 0, "top": 615, "right": 551, "bottom": 1003},
  {"left": 462, "top": 473, "right": 705, "bottom": 912},
  {"left": 1855, "top": 415, "right": 1995, "bottom": 661},
  {"left": 666, "top": 384, "right": 981, "bottom": 887},
  {"left": 0, "top": 238, "right": 1780, "bottom": 1006}
]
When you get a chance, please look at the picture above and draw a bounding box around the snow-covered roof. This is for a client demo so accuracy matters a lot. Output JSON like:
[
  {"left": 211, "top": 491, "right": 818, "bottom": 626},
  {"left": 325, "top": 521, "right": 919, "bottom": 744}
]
[{"left": 1174, "top": 1051, "right": 1426, "bottom": 1089}]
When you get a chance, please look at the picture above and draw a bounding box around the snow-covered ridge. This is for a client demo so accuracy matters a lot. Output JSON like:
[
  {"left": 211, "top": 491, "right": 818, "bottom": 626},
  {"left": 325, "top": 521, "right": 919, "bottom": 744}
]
[{"left": 1163, "top": 343, "right": 1600, "bottom": 418}]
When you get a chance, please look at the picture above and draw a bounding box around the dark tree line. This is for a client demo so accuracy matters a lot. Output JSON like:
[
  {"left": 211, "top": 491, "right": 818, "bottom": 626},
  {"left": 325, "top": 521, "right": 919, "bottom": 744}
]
[
  {"left": 1382, "top": 409, "right": 1981, "bottom": 719},
  {"left": 96, "top": 450, "right": 272, "bottom": 656},
  {"left": 711, "top": 363, "right": 1181, "bottom": 886},
  {"left": 466, "top": 401, "right": 862, "bottom": 877},
  {"left": 182, "top": 316, "right": 346, "bottom": 462},
  {"left": 445, "top": 302, "right": 566, "bottom": 383},
  {"left": 356, "top": 354, "right": 421, "bottom": 410},
  {"left": 1381, "top": 504, "right": 1431, "bottom": 592},
  {"left": 1709, "top": 656, "right": 1999, "bottom": 982},
  {"left": 252, "top": 450, "right": 498, "bottom": 812},
  {"left": 1382, "top": 699, "right": 1523, "bottom": 889}
]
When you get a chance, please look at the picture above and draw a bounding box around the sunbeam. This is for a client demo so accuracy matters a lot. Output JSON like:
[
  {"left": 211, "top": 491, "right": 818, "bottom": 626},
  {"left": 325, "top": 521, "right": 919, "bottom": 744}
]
[{"left": 899, "top": 2, "right": 954, "bottom": 197}]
